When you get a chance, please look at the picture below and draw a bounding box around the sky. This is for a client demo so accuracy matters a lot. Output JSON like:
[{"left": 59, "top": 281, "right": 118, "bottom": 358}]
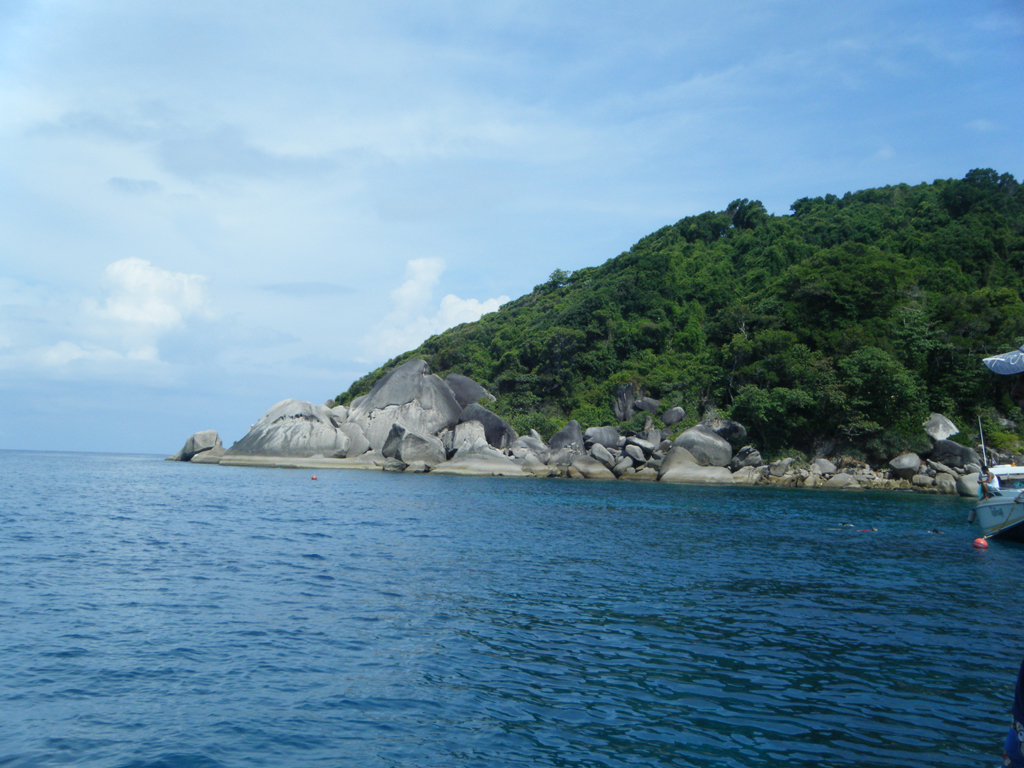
[{"left": 1, "top": 0, "right": 1022, "bottom": 454}]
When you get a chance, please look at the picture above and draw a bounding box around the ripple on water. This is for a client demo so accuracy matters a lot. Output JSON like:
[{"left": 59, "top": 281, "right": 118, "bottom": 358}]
[{"left": 0, "top": 453, "right": 1019, "bottom": 767}]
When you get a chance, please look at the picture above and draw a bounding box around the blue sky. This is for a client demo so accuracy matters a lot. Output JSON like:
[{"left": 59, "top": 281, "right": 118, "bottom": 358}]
[{"left": 1, "top": 0, "right": 1022, "bottom": 454}]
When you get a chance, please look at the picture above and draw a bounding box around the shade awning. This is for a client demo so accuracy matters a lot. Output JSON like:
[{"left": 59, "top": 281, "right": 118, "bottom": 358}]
[{"left": 983, "top": 346, "right": 1024, "bottom": 375}]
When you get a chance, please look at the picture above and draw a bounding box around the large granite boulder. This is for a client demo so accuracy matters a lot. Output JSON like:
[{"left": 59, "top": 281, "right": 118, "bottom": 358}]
[
  {"left": 659, "top": 462, "right": 734, "bottom": 485},
  {"left": 228, "top": 400, "right": 350, "bottom": 457},
  {"left": 348, "top": 359, "right": 463, "bottom": 451},
  {"left": 381, "top": 423, "right": 446, "bottom": 466},
  {"left": 612, "top": 384, "right": 637, "bottom": 422},
  {"left": 729, "top": 445, "right": 762, "bottom": 471},
  {"left": 956, "top": 472, "right": 980, "bottom": 498},
  {"left": 584, "top": 425, "right": 621, "bottom": 449},
  {"left": 549, "top": 420, "right": 585, "bottom": 456},
  {"left": 656, "top": 445, "right": 699, "bottom": 478},
  {"left": 444, "top": 373, "right": 496, "bottom": 408},
  {"left": 888, "top": 453, "right": 921, "bottom": 480},
  {"left": 703, "top": 418, "right": 747, "bottom": 442},
  {"left": 589, "top": 443, "right": 616, "bottom": 470},
  {"left": 929, "top": 439, "right": 980, "bottom": 470},
  {"left": 458, "top": 404, "right": 517, "bottom": 449},
  {"left": 661, "top": 406, "right": 685, "bottom": 426},
  {"left": 672, "top": 425, "right": 732, "bottom": 467},
  {"left": 923, "top": 413, "right": 959, "bottom": 441},
  {"left": 571, "top": 456, "right": 616, "bottom": 480},
  {"left": 168, "top": 430, "right": 223, "bottom": 462},
  {"left": 811, "top": 457, "right": 837, "bottom": 475}
]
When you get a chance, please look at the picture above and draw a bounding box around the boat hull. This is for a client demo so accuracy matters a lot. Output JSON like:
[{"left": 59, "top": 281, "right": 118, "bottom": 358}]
[{"left": 974, "top": 494, "right": 1024, "bottom": 540}]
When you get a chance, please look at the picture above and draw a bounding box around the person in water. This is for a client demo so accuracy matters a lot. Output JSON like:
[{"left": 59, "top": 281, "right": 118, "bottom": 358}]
[
  {"left": 1004, "top": 657, "right": 1024, "bottom": 767},
  {"left": 980, "top": 464, "right": 995, "bottom": 500}
]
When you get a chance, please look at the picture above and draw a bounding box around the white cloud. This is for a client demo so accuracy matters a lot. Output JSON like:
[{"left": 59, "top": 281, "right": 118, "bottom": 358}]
[
  {"left": 0, "top": 259, "right": 213, "bottom": 377},
  {"left": 363, "top": 258, "right": 509, "bottom": 361},
  {"left": 89, "top": 257, "right": 210, "bottom": 329}
]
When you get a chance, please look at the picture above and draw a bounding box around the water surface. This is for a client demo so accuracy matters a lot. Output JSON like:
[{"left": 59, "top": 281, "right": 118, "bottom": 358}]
[{"left": 0, "top": 451, "right": 1019, "bottom": 767}]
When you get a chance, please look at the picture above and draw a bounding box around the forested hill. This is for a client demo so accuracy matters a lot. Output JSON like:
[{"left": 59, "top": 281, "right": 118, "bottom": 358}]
[{"left": 338, "top": 169, "right": 1024, "bottom": 462}]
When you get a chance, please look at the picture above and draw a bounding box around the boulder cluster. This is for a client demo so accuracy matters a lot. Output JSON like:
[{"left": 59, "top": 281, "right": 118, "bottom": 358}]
[{"left": 168, "top": 360, "right": 994, "bottom": 497}]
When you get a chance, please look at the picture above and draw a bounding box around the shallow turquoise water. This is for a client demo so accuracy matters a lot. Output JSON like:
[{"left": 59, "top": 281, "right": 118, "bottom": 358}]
[{"left": 0, "top": 450, "right": 1019, "bottom": 767}]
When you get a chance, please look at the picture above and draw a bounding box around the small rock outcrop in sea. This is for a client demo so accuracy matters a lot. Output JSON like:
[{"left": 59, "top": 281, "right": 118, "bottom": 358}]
[{"left": 168, "top": 430, "right": 223, "bottom": 462}]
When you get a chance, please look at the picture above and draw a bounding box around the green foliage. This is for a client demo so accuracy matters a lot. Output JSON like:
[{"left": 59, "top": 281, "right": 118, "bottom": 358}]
[{"left": 338, "top": 170, "right": 1024, "bottom": 459}]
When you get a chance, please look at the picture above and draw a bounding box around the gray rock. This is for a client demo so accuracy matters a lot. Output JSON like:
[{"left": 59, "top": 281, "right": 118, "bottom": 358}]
[
  {"left": 589, "top": 443, "right": 616, "bottom": 470},
  {"left": 549, "top": 420, "right": 585, "bottom": 456},
  {"left": 624, "top": 444, "right": 646, "bottom": 463},
  {"left": 622, "top": 467, "right": 659, "bottom": 482},
  {"left": 926, "top": 459, "right": 956, "bottom": 476},
  {"left": 612, "top": 384, "right": 637, "bottom": 422},
  {"left": 729, "top": 445, "right": 763, "bottom": 471},
  {"left": 348, "top": 359, "right": 463, "bottom": 450},
  {"left": 168, "top": 429, "right": 223, "bottom": 462},
  {"left": 328, "top": 405, "right": 349, "bottom": 424},
  {"left": 381, "top": 423, "right": 446, "bottom": 466},
  {"left": 661, "top": 406, "right": 685, "bottom": 426},
  {"left": 672, "top": 425, "right": 732, "bottom": 467},
  {"left": 929, "top": 440, "right": 980, "bottom": 470},
  {"left": 382, "top": 458, "right": 408, "bottom": 472},
  {"left": 888, "top": 453, "right": 921, "bottom": 480},
  {"left": 811, "top": 457, "right": 837, "bottom": 475},
  {"left": 228, "top": 400, "right": 351, "bottom": 458},
  {"left": 923, "top": 413, "right": 959, "bottom": 441},
  {"left": 823, "top": 474, "right": 860, "bottom": 489},
  {"left": 547, "top": 447, "right": 574, "bottom": 467},
  {"left": 625, "top": 436, "right": 657, "bottom": 456},
  {"left": 912, "top": 474, "right": 935, "bottom": 487},
  {"left": 768, "top": 458, "right": 795, "bottom": 477},
  {"left": 703, "top": 418, "right": 747, "bottom": 441},
  {"left": 732, "top": 466, "right": 763, "bottom": 485},
  {"left": 191, "top": 446, "right": 226, "bottom": 464},
  {"left": 572, "top": 456, "right": 617, "bottom": 480},
  {"left": 634, "top": 396, "right": 661, "bottom": 415},
  {"left": 454, "top": 436, "right": 507, "bottom": 461},
  {"left": 612, "top": 455, "right": 635, "bottom": 477},
  {"left": 956, "top": 473, "right": 980, "bottom": 498},
  {"left": 444, "top": 373, "right": 496, "bottom": 408},
  {"left": 584, "top": 425, "right": 621, "bottom": 449},
  {"left": 431, "top": 454, "right": 527, "bottom": 477},
  {"left": 459, "top": 404, "right": 517, "bottom": 449},
  {"left": 935, "top": 472, "right": 957, "bottom": 494},
  {"left": 656, "top": 446, "right": 699, "bottom": 479},
  {"left": 659, "top": 463, "right": 734, "bottom": 485},
  {"left": 339, "top": 422, "right": 370, "bottom": 457},
  {"left": 510, "top": 435, "right": 550, "bottom": 463}
]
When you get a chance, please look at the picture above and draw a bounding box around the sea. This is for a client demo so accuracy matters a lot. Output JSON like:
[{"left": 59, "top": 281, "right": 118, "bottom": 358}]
[{"left": 1, "top": 450, "right": 1021, "bottom": 768}]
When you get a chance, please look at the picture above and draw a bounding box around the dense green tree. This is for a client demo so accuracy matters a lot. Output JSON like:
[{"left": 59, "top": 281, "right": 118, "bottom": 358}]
[{"left": 337, "top": 170, "right": 1024, "bottom": 458}]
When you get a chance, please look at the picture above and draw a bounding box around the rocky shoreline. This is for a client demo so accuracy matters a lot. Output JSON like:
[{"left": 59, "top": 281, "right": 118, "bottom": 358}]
[{"left": 169, "top": 359, "right": 989, "bottom": 498}]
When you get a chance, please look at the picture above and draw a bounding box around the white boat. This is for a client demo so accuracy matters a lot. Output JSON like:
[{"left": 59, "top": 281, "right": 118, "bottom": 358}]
[{"left": 972, "top": 464, "right": 1024, "bottom": 540}]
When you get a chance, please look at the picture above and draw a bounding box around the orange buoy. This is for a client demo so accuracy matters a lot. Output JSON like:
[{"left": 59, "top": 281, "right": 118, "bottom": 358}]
[
  {"left": 311, "top": 475, "right": 317, "bottom": 480},
  {"left": 973, "top": 537, "right": 988, "bottom": 549}
]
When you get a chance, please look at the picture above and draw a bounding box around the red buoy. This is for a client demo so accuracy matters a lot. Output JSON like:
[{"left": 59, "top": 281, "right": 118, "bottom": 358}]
[
  {"left": 311, "top": 475, "right": 317, "bottom": 480},
  {"left": 973, "top": 537, "right": 988, "bottom": 549}
]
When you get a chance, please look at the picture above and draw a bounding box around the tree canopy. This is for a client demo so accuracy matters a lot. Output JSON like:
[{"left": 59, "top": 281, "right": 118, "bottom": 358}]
[{"left": 338, "top": 170, "right": 1024, "bottom": 461}]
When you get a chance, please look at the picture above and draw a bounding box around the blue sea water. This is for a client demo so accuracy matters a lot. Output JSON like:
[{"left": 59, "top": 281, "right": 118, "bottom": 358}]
[{"left": 0, "top": 450, "right": 1021, "bottom": 767}]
